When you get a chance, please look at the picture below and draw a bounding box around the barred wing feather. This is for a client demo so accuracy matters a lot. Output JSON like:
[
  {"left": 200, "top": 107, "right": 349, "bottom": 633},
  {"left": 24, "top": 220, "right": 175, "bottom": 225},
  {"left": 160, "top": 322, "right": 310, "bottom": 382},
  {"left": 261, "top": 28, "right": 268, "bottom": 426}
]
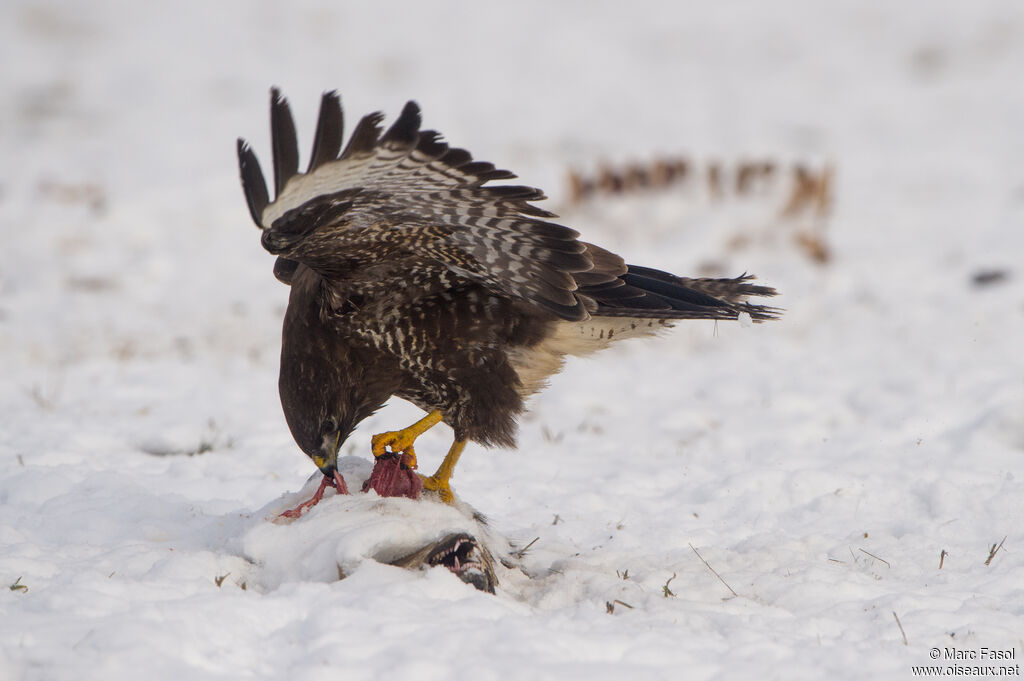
[{"left": 238, "top": 89, "right": 596, "bottom": 320}]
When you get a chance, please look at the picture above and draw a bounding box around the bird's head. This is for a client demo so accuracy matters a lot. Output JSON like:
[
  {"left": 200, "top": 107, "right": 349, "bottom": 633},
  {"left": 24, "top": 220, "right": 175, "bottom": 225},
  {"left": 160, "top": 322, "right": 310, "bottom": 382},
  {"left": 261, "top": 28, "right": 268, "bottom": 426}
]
[
  {"left": 278, "top": 354, "right": 385, "bottom": 478},
  {"left": 313, "top": 416, "right": 344, "bottom": 475},
  {"left": 277, "top": 352, "right": 356, "bottom": 477},
  {"left": 287, "top": 409, "right": 355, "bottom": 477}
]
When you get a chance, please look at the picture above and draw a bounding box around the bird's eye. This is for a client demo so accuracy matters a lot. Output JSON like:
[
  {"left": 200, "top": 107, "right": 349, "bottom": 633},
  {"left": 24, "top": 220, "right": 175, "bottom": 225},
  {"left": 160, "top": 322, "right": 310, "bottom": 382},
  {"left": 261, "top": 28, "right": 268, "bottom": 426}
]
[{"left": 321, "top": 417, "right": 338, "bottom": 436}]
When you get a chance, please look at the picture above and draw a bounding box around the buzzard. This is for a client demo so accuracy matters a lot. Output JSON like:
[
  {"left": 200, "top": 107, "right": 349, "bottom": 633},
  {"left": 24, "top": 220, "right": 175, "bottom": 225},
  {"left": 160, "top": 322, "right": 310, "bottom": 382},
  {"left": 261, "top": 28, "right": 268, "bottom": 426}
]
[{"left": 237, "top": 89, "right": 780, "bottom": 516}]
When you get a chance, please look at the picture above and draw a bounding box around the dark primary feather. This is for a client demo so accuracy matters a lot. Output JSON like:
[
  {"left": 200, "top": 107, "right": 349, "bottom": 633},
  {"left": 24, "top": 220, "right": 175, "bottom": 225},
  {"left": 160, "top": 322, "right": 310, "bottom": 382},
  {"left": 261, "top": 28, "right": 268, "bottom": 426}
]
[
  {"left": 341, "top": 111, "right": 386, "bottom": 159},
  {"left": 237, "top": 139, "right": 269, "bottom": 226},
  {"left": 307, "top": 91, "right": 344, "bottom": 173},
  {"left": 381, "top": 100, "right": 421, "bottom": 146},
  {"left": 270, "top": 88, "right": 300, "bottom": 197}
]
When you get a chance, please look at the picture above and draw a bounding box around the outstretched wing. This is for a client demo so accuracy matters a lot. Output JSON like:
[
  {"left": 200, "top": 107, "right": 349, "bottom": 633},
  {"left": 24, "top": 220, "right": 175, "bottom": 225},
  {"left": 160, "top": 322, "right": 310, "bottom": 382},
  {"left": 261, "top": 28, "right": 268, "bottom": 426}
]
[{"left": 237, "top": 89, "right": 602, "bottom": 320}]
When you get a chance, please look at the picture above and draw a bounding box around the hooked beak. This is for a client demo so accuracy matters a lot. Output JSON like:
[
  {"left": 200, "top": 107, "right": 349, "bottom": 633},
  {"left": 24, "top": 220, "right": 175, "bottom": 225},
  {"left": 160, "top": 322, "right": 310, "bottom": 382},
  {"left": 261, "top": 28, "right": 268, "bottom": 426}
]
[{"left": 312, "top": 430, "right": 341, "bottom": 475}]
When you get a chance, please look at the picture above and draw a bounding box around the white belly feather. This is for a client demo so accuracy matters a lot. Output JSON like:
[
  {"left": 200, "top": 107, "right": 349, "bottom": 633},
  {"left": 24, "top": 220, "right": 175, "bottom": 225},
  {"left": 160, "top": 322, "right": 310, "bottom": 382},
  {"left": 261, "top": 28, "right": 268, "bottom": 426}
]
[{"left": 506, "top": 317, "right": 673, "bottom": 398}]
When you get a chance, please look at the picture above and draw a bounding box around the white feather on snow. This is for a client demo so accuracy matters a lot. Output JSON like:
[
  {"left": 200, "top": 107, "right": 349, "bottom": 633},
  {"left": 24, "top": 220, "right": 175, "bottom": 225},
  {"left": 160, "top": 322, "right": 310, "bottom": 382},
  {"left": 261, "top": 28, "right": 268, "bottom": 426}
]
[{"left": 1, "top": 1, "right": 1023, "bottom": 679}]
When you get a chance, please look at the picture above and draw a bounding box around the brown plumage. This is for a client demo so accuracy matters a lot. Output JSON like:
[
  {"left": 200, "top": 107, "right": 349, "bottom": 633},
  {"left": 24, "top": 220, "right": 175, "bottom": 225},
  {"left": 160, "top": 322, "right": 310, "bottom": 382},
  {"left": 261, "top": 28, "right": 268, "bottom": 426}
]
[{"left": 237, "top": 89, "right": 780, "bottom": 509}]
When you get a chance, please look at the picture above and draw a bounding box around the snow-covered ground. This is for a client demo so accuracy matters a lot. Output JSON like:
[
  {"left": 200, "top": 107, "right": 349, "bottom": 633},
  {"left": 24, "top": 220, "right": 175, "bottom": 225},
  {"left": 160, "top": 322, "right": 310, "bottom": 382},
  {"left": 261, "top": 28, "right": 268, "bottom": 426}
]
[{"left": 2, "top": 1, "right": 1022, "bottom": 679}]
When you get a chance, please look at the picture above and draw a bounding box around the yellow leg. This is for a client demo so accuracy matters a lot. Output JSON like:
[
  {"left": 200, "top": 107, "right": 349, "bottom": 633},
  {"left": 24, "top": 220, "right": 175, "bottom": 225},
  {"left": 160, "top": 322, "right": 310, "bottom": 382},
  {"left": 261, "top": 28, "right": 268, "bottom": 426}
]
[
  {"left": 421, "top": 439, "right": 466, "bottom": 504},
  {"left": 371, "top": 410, "right": 444, "bottom": 469}
]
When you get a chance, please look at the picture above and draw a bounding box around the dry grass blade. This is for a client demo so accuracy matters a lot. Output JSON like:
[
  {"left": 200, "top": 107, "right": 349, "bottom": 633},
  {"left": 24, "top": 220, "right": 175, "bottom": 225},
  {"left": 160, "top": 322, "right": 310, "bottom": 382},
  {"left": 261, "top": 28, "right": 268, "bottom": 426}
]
[
  {"left": 984, "top": 536, "right": 1006, "bottom": 566},
  {"left": 893, "top": 611, "right": 908, "bottom": 645},
  {"left": 689, "top": 543, "right": 738, "bottom": 598},
  {"left": 663, "top": 572, "right": 677, "bottom": 598},
  {"left": 513, "top": 537, "right": 540, "bottom": 559},
  {"left": 605, "top": 599, "right": 635, "bottom": 614},
  {"left": 858, "top": 548, "right": 890, "bottom": 568}
]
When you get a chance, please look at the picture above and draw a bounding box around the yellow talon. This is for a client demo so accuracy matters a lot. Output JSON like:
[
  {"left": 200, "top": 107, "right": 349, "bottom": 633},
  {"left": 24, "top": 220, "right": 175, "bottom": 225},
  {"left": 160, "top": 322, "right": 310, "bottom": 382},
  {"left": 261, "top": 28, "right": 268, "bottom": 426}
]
[
  {"left": 421, "top": 475, "right": 454, "bottom": 504},
  {"left": 371, "top": 410, "right": 444, "bottom": 463},
  {"left": 420, "top": 439, "right": 466, "bottom": 505},
  {"left": 370, "top": 412, "right": 467, "bottom": 504}
]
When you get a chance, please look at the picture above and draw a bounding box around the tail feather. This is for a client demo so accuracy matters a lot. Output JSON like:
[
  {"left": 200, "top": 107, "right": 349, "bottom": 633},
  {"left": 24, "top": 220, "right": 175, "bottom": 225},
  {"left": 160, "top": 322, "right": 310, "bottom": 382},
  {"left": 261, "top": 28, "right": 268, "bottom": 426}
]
[{"left": 583, "top": 266, "right": 781, "bottom": 323}]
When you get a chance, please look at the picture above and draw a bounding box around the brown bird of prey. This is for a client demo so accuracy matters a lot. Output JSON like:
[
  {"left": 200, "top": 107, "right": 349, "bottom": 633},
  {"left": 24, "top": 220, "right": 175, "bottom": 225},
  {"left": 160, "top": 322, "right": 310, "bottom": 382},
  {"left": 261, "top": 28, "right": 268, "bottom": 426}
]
[{"left": 237, "top": 89, "right": 779, "bottom": 516}]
